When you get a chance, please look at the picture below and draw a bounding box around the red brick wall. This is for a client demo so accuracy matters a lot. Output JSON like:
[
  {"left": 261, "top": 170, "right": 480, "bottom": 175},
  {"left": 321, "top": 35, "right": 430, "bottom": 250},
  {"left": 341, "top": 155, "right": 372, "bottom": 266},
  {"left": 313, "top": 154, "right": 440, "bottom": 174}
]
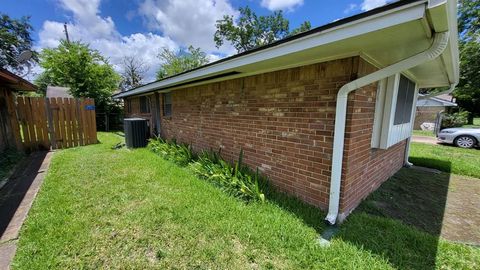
[
  {"left": 135, "top": 56, "right": 406, "bottom": 216},
  {"left": 340, "top": 59, "right": 406, "bottom": 217}
]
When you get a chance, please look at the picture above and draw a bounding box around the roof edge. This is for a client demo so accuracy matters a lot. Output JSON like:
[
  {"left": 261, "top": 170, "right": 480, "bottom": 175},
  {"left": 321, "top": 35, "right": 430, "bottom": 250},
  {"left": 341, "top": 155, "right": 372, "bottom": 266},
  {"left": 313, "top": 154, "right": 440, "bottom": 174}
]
[
  {"left": 0, "top": 68, "right": 37, "bottom": 92},
  {"left": 114, "top": 0, "right": 427, "bottom": 99}
]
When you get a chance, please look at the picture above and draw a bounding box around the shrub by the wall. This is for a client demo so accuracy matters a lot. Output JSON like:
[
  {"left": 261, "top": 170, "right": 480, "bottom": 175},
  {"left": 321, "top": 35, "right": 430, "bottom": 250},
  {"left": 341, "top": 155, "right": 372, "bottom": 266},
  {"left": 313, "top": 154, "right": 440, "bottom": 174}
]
[
  {"left": 148, "top": 138, "right": 265, "bottom": 202},
  {"left": 442, "top": 111, "right": 469, "bottom": 128}
]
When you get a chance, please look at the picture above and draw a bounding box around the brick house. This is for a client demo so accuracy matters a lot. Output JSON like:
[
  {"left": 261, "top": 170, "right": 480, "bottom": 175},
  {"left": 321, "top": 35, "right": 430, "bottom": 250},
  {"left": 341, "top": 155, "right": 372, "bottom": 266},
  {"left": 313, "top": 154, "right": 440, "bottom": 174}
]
[
  {"left": 415, "top": 93, "right": 457, "bottom": 129},
  {"left": 114, "top": 0, "right": 459, "bottom": 224}
]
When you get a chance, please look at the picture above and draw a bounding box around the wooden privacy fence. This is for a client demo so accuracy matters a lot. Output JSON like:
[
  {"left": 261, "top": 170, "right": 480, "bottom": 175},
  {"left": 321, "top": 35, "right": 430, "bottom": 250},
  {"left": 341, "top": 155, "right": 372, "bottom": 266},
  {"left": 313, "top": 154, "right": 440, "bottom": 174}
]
[{"left": 12, "top": 97, "right": 97, "bottom": 151}]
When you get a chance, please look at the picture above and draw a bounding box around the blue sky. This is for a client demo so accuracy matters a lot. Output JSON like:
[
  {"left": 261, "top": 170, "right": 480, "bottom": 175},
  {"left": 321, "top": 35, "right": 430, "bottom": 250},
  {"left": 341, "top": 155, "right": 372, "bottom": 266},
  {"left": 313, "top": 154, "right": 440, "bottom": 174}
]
[{"left": 1, "top": 0, "right": 390, "bottom": 80}]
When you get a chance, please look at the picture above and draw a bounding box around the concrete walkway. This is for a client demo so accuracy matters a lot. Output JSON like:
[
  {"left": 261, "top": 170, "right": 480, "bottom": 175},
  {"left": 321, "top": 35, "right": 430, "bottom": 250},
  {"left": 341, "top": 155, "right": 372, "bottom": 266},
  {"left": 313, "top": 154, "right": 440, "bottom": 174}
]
[
  {"left": 412, "top": 135, "right": 439, "bottom": 145},
  {"left": 441, "top": 174, "right": 480, "bottom": 246},
  {"left": 0, "top": 151, "right": 53, "bottom": 270}
]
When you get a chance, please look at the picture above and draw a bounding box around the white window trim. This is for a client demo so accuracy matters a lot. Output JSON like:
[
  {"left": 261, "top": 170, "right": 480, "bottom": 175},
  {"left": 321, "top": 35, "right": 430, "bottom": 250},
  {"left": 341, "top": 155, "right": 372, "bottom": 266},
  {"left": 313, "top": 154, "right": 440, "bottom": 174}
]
[{"left": 371, "top": 73, "right": 419, "bottom": 149}]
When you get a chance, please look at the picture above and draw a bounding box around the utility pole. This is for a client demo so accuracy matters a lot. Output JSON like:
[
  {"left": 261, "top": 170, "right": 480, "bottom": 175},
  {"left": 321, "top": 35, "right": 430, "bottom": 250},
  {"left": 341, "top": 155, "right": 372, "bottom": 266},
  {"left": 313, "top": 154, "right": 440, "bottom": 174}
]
[{"left": 63, "top": 23, "right": 70, "bottom": 44}]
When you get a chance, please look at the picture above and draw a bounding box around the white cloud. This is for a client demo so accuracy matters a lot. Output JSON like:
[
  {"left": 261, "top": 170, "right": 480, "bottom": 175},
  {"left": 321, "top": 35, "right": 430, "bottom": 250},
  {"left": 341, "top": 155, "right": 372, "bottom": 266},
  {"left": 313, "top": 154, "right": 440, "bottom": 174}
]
[
  {"left": 360, "top": 0, "right": 387, "bottom": 11},
  {"left": 260, "top": 0, "right": 304, "bottom": 11},
  {"left": 344, "top": 3, "right": 358, "bottom": 14},
  {"left": 138, "top": 0, "right": 237, "bottom": 54},
  {"left": 38, "top": 0, "right": 180, "bottom": 81}
]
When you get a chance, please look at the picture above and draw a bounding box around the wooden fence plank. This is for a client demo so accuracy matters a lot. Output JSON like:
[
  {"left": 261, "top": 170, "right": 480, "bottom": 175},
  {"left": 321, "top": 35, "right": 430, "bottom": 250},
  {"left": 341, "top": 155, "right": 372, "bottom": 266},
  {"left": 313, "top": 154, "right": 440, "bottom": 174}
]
[
  {"left": 76, "top": 99, "right": 84, "bottom": 146},
  {"left": 87, "top": 99, "right": 97, "bottom": 144},
  {"left": 46, "top": 98, "right": 56, "bottom": 149},
  {"left": 51, "top": 98, "right": 60, "bottom": 149},
  {"left": 5, "top": 91, "right": 23, "bottom": 151},
  {"left": 81, "top": 99, "right": 90, "bottom": 144},
  {"left": 41, "top": 98, "right": 52, "bottom": 149},
  {"left": 69, "top": 98, "right": 77, "bottom": 147},
  {"left": 38, "top": 97, "right": 48, "bottom": 149},
  {"left": 86, "top": 98, "right": 93, "bottom": 144},
  {"left": 34, "top": 97, "right": 43, "bottom": 148},
  {"left": 63, "top": 98, "right": 72, "bottom": 148},
  {"left": 37, "top": 97, "right": 47, "bottom": 149},
  {"left": 24, "top": 97, "right": 36, "bottom": 150},
  {"left": 79, "top": 99, "right": 86, "bottom": 144},
  {"left": 69, "top": 98, "right": 76, "bottom": 147},
  {"left": 16, "top": 97, "right": 30, "bottom": 150},
  {"left": 30, "top": 97, "right": 39, "bottom": 148},
  {"left": 56, "top": 97, "right": 65, "bottom": 148}
]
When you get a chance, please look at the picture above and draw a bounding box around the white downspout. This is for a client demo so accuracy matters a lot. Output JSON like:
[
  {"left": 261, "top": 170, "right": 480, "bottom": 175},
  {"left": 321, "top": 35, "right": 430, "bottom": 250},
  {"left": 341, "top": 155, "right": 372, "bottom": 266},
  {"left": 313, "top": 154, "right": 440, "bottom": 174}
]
[
  {"left": 404, "top": 82, "right": 457, "bottom": 166},
  {"left": 325, "top": 31, "right": 450, "bottom": 225}
]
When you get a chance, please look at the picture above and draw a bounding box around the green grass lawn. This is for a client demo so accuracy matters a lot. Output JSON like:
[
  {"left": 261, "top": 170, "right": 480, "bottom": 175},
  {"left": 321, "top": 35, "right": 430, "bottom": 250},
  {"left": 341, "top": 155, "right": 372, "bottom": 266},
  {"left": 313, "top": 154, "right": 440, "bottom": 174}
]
[
  {"left": 13, "top": 133, "right": 479, "bottom": 269},
  {"left": 412, "top": 130, "right": 436, "bottom": 137},
  {"left": 410, "top": 142, "right": 480, "bottom": 178},
  {"left": 463, "top": 117, "right": 480, "bottom": 128}
]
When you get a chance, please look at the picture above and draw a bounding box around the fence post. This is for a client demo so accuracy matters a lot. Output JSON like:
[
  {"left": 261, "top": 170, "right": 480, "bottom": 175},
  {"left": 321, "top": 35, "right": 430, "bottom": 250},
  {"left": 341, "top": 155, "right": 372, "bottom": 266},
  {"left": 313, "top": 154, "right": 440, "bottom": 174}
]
[{"left": 46, "top": 98, "right": 57, "bottom": 149}]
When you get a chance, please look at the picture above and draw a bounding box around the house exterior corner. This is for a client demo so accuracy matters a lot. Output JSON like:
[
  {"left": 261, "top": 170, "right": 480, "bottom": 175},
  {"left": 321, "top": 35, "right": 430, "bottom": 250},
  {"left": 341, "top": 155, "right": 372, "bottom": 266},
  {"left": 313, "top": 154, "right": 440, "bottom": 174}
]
[{"left": 123, "top": 56, "right": 408, "bottom": 217}]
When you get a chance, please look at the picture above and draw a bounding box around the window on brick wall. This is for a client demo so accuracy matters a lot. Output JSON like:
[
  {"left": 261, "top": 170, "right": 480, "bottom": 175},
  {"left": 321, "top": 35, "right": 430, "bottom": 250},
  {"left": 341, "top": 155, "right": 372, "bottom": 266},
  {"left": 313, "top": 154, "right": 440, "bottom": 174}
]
[
  {"left": 371, "top": 73, "right": 418, "bottom": 149},
  {"left": 126, "top": 99, "right": 132, "bottom": 113},
  {"left": 393, "top": 75, "right": 416, "bottom": 125},
  {"left": 163, "top": 92, "right": 172, "bottom": 117},
  {"left": 140, "top": 96, "right": 150, "bottom": 113}
]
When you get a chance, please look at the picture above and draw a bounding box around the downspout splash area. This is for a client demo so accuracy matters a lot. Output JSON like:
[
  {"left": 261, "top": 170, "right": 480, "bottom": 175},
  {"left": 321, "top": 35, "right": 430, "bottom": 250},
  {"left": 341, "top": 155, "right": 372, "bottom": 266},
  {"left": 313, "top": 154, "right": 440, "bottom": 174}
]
[{"left": 325, "top": 31, "right": 450, "bottom": 226}]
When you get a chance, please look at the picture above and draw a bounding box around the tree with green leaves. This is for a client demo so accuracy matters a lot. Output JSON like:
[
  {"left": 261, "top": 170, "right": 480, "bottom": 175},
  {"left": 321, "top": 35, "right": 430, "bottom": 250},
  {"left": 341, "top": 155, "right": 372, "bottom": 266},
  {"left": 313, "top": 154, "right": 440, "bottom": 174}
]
[
  {"left": 214, "top": 6, "right": 311, "bottom": 53},
  {"left": 289, "top": 21, "right": 311, "bottom": 36},
  {"left": 0, "top": 13, "right": 37, "bottom": 73},
  {"left": 156, "top": 46, "right": 209, "bottom": 80},
  {"left": 458, "top": 0, "right": 479, "bottom": 39},
  {"left": 35, "top": 40, "right": 121, "bottom": 112},
  {"left": 454, "top": 0, "right": 480, "bottom": 123}
]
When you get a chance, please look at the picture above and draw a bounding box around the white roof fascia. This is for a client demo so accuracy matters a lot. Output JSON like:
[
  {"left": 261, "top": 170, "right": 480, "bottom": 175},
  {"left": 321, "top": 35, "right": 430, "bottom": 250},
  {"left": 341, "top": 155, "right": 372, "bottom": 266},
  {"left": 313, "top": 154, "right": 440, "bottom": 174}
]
[
  {"left": 417, "top": 96, "right": 457, "bottom": 107},
  {"left": 427, "top": 0, "right": 459, "bottom": 85},
  {"left": 430, "top": 96, "right": 457, "bottom": 106}
]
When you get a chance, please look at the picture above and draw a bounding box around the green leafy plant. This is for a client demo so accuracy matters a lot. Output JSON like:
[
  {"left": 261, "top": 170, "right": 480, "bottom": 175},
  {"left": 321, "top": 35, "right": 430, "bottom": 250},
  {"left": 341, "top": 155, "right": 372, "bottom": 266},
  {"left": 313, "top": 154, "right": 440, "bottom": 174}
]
[
  {"left": 148, "top": 138, "right": 265, "bottom": 202},
  {"left": 148, "top": 137, "right": 195, "bottom": 166},
  {"left": 441, "top": 111, "right": 469, "bottom": 128}
]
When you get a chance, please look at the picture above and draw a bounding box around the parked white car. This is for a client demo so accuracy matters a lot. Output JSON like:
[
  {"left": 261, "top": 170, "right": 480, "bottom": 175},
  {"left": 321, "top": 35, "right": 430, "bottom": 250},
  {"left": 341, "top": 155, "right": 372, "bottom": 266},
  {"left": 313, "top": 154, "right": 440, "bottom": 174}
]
[{"left": 437, "top": 128, "right": 480, "bottom": 148}]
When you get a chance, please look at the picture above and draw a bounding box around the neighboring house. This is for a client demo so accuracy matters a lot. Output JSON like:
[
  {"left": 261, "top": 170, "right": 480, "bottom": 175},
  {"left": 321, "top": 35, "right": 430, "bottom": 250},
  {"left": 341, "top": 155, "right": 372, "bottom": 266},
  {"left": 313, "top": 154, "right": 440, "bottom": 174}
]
[
  {"left": 46, "top": 86, "right": 73, "bottom": 98},
  {"left": 0, "top": 68, "right": 37, "bottom": 152},
  {"left": 114, "top": 0, "right": 459, "bottom": 224},
  {"left": 415, "top": 93, "right": 457, "bottom": 129}
]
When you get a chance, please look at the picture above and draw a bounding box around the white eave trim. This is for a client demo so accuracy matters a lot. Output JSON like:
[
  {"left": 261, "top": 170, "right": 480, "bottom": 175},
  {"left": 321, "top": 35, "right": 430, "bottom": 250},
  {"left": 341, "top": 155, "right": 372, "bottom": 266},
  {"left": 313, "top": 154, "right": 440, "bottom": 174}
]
[
  {"left": 115, "top": 1, "right": 427, "bottom": 99},
  {"left": 417, "top": 96, "right": 457, "bottom": 107}
]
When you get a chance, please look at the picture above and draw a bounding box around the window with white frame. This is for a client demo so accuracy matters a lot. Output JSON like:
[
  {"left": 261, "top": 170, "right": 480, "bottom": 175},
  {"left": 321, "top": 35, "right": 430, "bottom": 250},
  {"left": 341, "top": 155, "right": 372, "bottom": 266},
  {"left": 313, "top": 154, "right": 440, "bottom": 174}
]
[{"left": 371, "top": 73, "right": 418, "bottom": 149}]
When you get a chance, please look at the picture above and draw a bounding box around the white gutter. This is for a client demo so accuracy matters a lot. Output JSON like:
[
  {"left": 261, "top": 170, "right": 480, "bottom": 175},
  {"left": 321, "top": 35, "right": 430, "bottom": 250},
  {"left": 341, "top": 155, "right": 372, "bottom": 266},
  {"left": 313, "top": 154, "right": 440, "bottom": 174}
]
[
  {"left": 420, "top": 83, "right": 456, "bottom": 98},
  {"left": 325, "top": 31, "right": 450, "bottom": 225}
]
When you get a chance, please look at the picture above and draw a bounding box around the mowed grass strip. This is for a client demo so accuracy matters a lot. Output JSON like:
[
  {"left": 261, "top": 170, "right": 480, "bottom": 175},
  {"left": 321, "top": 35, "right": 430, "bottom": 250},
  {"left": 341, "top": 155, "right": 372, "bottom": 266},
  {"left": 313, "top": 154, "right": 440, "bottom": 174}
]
[
  {"left": 409, "top": 142, "right": 480, "bottom": 178},
  {"left": 412, "top": 130, "right": 436, "bottom": 137},
  {"left": 13, "top": 133, "right": 480, "bottom": 269}
]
